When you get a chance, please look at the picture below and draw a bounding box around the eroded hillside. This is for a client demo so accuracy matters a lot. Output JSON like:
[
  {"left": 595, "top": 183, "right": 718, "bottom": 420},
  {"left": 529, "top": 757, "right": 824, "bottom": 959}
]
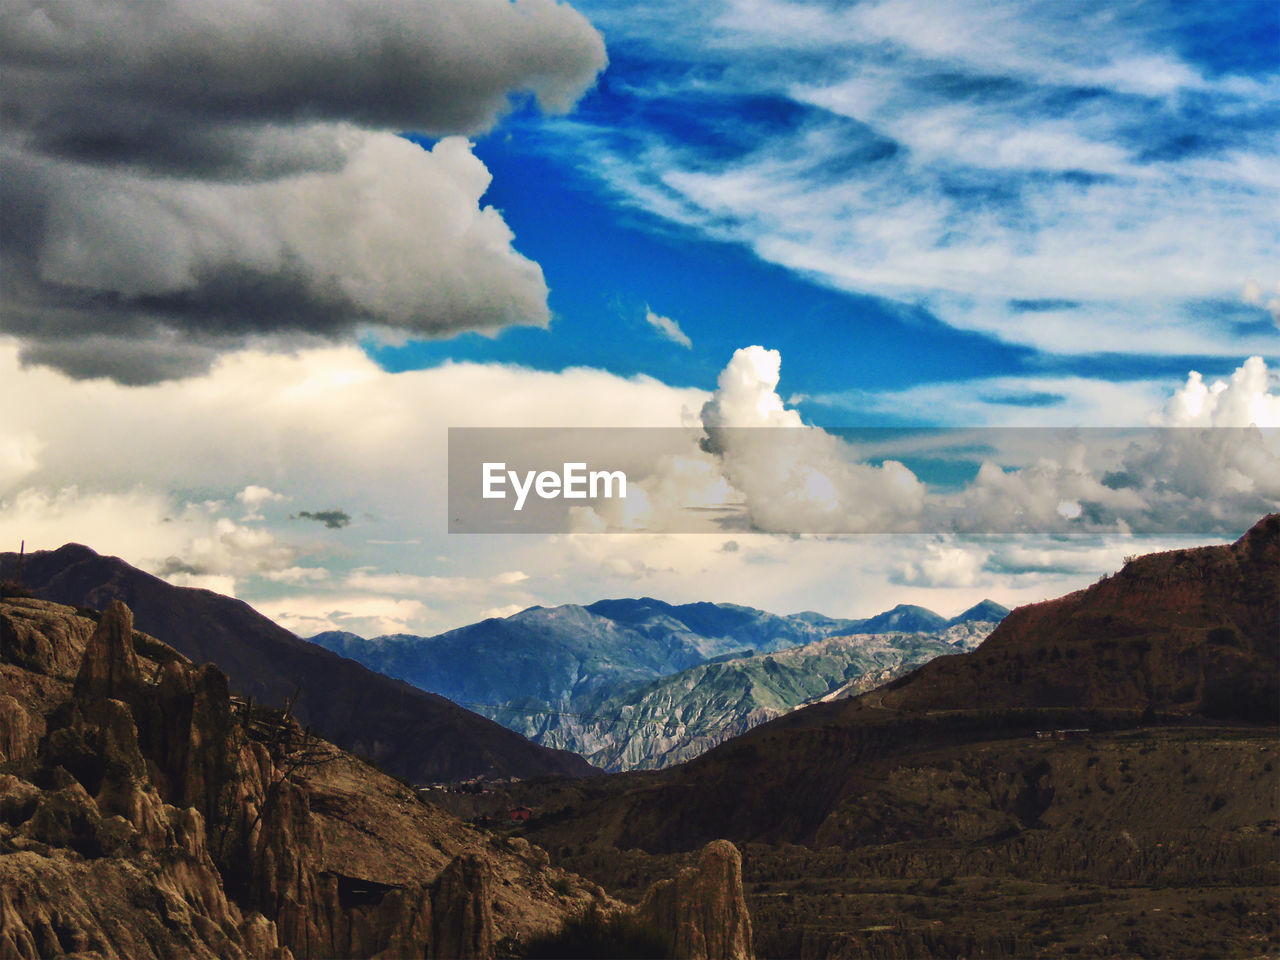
[{"left": 0, "top": 595, "right": 752, "bottom": 959}]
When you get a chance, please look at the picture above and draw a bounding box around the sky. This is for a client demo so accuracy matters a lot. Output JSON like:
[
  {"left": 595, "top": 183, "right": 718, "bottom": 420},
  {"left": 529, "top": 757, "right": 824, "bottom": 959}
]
[{"left": 1, "top": 0, "right": 1277, "bottom": 638}]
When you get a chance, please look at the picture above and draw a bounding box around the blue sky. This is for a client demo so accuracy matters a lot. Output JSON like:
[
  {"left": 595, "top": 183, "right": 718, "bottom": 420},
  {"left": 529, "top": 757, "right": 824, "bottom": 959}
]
[
  {"left": 2, "top": 0, "right": 1277, "bottom": 637},
  {"left": 376, "top": 0, "right": 1277, "bottom": 424}
]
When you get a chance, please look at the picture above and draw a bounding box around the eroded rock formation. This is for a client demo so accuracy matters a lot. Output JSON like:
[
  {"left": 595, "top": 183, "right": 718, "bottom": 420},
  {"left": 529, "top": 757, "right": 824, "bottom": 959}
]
[
  {"left": 638, "top": 839, "right": 755, "bottom": 960},
  {"left": 0, "top": 596, "right": 617, "bottom": 958}
]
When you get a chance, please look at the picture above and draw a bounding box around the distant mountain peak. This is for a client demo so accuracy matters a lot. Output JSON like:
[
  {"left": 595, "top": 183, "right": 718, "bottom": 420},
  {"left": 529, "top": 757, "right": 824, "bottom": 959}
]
[
  {"left": 857, "top": 604, "right": 948, "bottom": 634},
  {"left": 948, "top": 599, "right": 1010, "bottom": 626}
]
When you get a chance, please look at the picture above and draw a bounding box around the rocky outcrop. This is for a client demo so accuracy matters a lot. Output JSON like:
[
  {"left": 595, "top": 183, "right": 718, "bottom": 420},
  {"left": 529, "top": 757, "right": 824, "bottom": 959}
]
[
  {"left": 637, "top": 840, "right": 754, "bottom": 960},
  {"left": 1, "top": 597, "right": 609, "bottom": 959},
  {"left": 72, "top": 600, "right": 140, "bottom": 701},
  {"left": 0, "top": 598, "right": 94, "bottom": 678},
  {"left": 0, "top": 698, "right": 36, "bottom": 770},
  {"left": 430, "top": 854, "right": 494, "bottom": 960}
]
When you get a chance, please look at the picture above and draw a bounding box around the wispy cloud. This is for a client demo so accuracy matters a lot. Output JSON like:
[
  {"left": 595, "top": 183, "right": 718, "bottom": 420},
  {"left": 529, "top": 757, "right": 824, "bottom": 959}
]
[
  {"left": 645, "top": 308, "right": 693, "bottom": 348},
  {"left": 557, "top": 0, "right": 1280, "bottom": 358}
]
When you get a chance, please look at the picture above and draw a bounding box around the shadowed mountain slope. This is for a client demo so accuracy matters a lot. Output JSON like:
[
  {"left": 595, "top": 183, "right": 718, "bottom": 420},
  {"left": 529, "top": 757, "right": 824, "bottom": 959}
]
[
  {"left": 0, "top": 544, "right": 594, "bottom": 784},
  {"left": 875, "top": 513, "right": 1279, "bottom": 721}
]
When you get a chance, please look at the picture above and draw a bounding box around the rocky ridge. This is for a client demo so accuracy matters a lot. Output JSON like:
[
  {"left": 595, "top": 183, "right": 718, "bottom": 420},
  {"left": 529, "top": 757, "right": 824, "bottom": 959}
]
[{"left": 511, "top": 622, "right": 994, "bottom": 771}]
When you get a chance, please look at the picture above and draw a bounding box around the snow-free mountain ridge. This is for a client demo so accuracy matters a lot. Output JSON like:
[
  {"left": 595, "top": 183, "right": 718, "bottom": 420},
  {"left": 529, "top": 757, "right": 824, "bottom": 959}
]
[{"left": 311, "top": 596, "right": 1008, "bottom": 770}]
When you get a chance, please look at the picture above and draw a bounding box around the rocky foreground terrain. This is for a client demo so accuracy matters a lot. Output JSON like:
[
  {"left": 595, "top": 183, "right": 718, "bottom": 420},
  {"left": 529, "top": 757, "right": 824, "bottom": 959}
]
[{"left": 0, "top": 595, "right": 753, "bottom": 959}]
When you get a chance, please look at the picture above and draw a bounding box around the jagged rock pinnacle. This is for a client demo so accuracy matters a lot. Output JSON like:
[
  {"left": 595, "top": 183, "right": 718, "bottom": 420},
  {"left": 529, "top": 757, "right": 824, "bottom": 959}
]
[{"left": 73, "top": 599, "right": 140, "bottom": 701}]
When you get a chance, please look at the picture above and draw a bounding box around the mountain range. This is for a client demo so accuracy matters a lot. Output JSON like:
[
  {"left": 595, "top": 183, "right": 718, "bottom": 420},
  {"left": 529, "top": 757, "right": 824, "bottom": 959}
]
[
  {"left": 310, "top": 598, "right": 1007, "bottom": 770},
  {"left": 2, "top": 517, "right": 1274, "bottom": 958},
  {"left": 486, "top": 622, "right": 995, "bottom": 771}
]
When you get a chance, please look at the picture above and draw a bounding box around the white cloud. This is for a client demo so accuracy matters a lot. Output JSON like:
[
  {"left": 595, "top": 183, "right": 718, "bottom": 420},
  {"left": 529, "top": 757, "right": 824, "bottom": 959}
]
[
  {"left": 892, "top": 538, "right": 988, "bottom": 588},
  {"left": 172, "top": 516, "right": 298, "bottom": 578},
  {"left": 237, "top": 484, "right": 286, "bottom": 520},
  {"left": 0, "top": 338, "right": 707, "bottom": 630},
  {"left": 1156, "top": 356, "right": 1280, "bottom": 428},
  {"left": 565, "top": 348, "right": 1280, "bottom": 537},
  {"left": 253, "top": 592, "right": 433, "bottom": 639},
  {"left": 264, "top": 566, "right": 331, "bottom": 585},
  {"left": 696, "top": 346, "right": 925, "bottom": 533},
  {"left": 645, "top": 308, "right": 693, "bottom": 348}
]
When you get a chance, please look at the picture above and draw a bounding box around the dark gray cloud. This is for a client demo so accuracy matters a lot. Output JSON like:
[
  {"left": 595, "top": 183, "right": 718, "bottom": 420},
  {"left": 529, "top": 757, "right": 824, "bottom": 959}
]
[
  {"left": 295, "top": 510, "right": 351, "bottom": 530},
  {"left": 156, "top": 556, "right": 207, "bottom": 577},
  {"left": 0, "top": 0, "right": 606, "bottom": 383},
  {"left": 2, "top": 0, "right": 606, "bottom": 172}
]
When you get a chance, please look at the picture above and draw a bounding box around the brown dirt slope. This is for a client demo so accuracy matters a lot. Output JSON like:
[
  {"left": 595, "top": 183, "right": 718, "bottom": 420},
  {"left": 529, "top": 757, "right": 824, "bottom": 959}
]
[{"left": 877, "top": 512, "right": 1279, "bottom": 720}]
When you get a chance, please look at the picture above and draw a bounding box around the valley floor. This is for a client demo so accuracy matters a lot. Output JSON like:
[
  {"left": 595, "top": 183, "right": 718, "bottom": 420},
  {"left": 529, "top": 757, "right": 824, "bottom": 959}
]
[{"left": 501, "top": 724, "right": 1279, "bottom": 959}]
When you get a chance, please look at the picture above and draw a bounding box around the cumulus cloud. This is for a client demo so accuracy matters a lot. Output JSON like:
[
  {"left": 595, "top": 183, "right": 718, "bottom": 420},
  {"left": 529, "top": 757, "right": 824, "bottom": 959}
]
[
  {"left": 237, "top": 484, "right": 285, "bottom": 520},
  {"left": 563, "top": 348, "right": 1277, "bottom": 536},
  {"left": 666, "top": 348, "right": 1280, "bottom": 536},
  {"left": 1156, "top": 356, "right": 1280, "bottom": 429},
  {"left": 645, "top": 308, "right": 693, "bottom": 348},
  {"left": 943, "top": 357, "right": 1280, "bottom": 534},
  {"left": 0, "top": 0, "right": 606, "bottom": 382},
  {"left": 891, "top": 538, "right": 987, "bottom": 588},
  {"left": 698, "top": 346, "right": 925, "bottom": 533}
]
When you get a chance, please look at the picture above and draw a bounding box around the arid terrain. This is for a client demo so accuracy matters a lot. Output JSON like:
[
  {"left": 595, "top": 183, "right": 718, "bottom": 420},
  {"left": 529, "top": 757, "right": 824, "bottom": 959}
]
[{"left": 1, "top": 516, "right": 1276, "bottom": 958}]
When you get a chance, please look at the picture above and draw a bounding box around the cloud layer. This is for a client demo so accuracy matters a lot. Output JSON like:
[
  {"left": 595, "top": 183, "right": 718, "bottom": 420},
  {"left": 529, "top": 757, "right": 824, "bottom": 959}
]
[
  {"left": 0, "top": 0, "right": 606, "bottom": 382},
  {"left": 615, "top": 347, "right": 1280, "bottom": 536},
  {"left": 2, "top": 337, "right": 1264, "bottom": 634}
]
